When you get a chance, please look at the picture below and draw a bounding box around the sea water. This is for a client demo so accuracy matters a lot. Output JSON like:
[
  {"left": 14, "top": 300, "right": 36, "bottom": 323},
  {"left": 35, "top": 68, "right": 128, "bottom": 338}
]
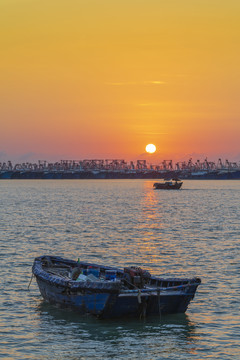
[{"left": 0, "top": 179, "right": 239, "bottom": 359}]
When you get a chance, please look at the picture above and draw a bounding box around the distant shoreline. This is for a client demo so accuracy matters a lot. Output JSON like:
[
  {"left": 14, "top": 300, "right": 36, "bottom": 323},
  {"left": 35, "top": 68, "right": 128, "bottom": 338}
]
[
  {"left": 1, "top": 170, "right": 240, "bottom": 180},
  {"left": 1, "top": 158, "right": 240, "bottom": 180}
]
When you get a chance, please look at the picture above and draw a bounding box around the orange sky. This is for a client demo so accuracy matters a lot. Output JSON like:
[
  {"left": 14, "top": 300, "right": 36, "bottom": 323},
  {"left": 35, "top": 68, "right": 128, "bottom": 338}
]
[{"left": 0, "top": 0, "right": 239, "bottom": 163}]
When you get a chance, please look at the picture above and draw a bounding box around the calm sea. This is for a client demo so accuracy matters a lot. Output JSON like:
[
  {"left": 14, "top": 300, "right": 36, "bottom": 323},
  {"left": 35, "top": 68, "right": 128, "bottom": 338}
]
[{"left": 0, "top": 180, "right": 239, "bottom": 359}]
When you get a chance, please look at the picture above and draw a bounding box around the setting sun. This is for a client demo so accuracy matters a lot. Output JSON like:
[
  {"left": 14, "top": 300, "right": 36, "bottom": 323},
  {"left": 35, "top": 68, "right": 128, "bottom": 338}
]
[{"left": 145, "top": 144, "right": 156, "bottom": 154}]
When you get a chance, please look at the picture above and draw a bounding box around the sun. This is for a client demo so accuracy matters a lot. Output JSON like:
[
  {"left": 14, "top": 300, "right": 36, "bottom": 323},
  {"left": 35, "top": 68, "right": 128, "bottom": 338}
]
[{"left": 145, "top": 144, "right": 156, "bottom": 154}]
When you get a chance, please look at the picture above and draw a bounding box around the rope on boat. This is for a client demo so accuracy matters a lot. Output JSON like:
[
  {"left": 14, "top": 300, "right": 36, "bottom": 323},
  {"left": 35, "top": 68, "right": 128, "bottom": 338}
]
[
  {"left": 121, "top": 282, "right": 196, "bottom": 294},
  {"left": 27, "top": 273, "right": 34, "bottom": 290},
  {"left": 46, "top": 269, "right": 70, "bottom": 280},
  {"left": 157, "top": 288, "right": 161, "bottom": 320},
  {"left": 137, "top": 290, "right": 142, "bottom": 304}
]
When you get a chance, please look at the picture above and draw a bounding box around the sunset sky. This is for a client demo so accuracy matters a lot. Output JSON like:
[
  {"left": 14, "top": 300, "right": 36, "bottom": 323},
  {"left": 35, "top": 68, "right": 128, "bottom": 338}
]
[{"left": 0, "top": 0, "right": 239, "bottom": 163}]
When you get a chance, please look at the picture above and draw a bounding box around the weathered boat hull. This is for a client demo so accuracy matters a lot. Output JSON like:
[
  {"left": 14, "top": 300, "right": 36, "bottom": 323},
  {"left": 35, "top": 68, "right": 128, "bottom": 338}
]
[
  {"left": 101, "top": 292, "right": 197, "bottom": 319},
  {"left": 32, "top": 256, "right": 200, "bottom": 319},
  {"left": 36, "top": 277, "right": 112, "bottom": 316},
  {"left": 36, "top": 278, "right": 197, "bottom": 318}
]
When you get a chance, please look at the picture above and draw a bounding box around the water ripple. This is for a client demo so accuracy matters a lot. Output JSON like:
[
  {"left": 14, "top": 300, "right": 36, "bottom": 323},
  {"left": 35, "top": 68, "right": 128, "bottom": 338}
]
[{"left": 0, "top": 180, "right": 239, "bottom": 359}]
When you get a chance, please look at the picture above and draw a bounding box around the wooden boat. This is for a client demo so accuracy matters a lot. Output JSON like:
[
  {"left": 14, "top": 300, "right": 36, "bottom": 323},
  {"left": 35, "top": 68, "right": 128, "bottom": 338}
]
[
  {"left": 153, "top": 178, "right": 183, "bottom": 190},
  {"left": 32, "top": 255, "right": 201, "bottom": 319}
]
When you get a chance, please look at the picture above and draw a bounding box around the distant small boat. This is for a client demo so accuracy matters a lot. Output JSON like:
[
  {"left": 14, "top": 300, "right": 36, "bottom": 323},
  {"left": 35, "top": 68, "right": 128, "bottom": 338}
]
[
  {"left": 32, "top": 255, "right": 200, "bottom": 319},
  {"left": 153, "top": 178, "right": 183, "bottom": 190}
]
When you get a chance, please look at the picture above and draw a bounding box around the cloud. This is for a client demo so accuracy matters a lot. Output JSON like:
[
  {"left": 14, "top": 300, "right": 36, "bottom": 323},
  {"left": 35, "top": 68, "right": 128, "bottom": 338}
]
[
  {"left": 138, "top": 102, "right": 160, "bottom": 107},
  {"left": 106, "top": 80, "right": 166, "bottom": 86},
  {"left": 144, "top": 81, "right": 166, "bottom": 85},
  {"left": 138, "top": 131, "right": 168, "bottom": 135},
  {"left": 106, "top": 82, "right": 136, "bottom": 86}
]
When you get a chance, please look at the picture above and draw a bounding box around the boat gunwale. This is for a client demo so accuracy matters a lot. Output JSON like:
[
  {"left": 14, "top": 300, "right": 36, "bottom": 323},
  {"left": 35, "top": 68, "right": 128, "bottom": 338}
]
[
  {"left": 33, "top": 256, "right": 122, "bottom": 293},
  {"left": 32, "top": 255, "right": 201, "bottom": 295}
]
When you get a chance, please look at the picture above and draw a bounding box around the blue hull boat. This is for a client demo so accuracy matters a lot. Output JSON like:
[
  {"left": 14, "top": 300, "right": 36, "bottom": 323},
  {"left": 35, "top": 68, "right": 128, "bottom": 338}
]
[{"left": 32, "top": 256, "right": 201, "bottom": 319}]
